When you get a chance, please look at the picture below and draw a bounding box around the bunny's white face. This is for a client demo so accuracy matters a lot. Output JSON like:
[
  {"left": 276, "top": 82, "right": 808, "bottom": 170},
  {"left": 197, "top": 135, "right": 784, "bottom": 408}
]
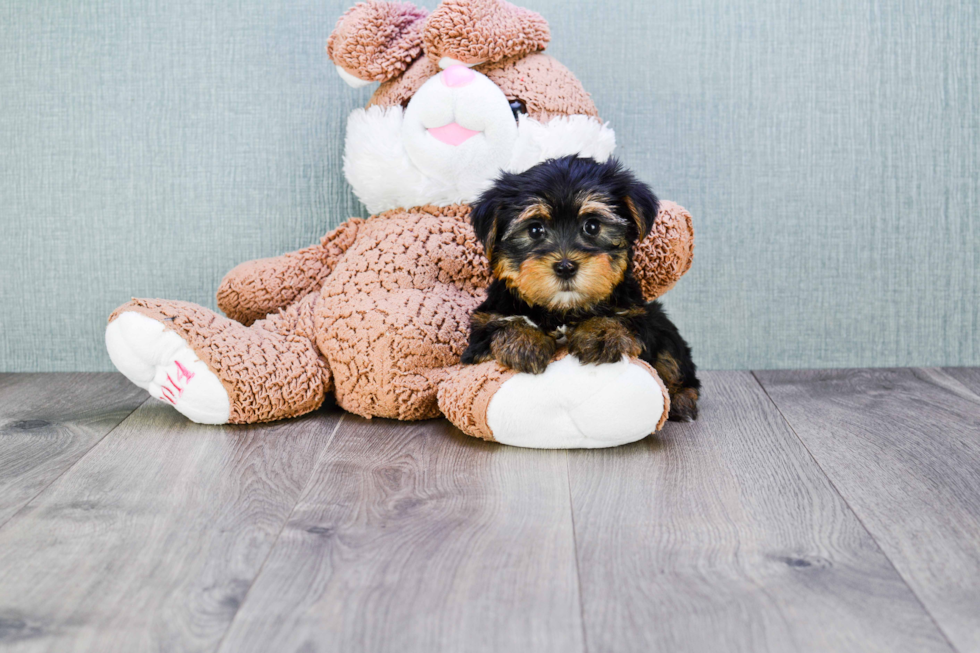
[
  {"left": 342, "top": 65, "right": 617, "bottom": 214},
  {"left": 401, "top": 66, "right": 519, "bottom": 200}
]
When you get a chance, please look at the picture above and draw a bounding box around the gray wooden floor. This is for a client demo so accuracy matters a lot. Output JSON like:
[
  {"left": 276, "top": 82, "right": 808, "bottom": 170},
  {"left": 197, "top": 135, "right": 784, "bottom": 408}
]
[{"left": 0, "top": 369, "right": 978, "bottom": 653}]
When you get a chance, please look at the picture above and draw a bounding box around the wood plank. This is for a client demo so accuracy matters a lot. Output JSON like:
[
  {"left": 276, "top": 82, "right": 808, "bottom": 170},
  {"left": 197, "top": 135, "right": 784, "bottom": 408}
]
[
  {"left": 943, "top": 366, "right": 980, "bottom": 396},
  {"left": 0, "top": 373, "right": 146, "bottom": 526},
  {"left": 567, "top": 371, "right": 953, "bottom": 653},
  {"left": 756, "top": 367, "right": 980, "bottom": 653},
  {"left": 216, "top": 416, "right": 583, "bottom": 653},
  {"left": 0, "top": 401, "right": 342, "bottom": 653}
]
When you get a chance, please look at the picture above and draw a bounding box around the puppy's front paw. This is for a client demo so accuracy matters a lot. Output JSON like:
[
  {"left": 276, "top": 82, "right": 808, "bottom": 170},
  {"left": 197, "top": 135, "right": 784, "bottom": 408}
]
[
  {"left": 567, "top": 317, "right": 643, "bottom": 365},
  {"left": 491, "top": 322, "right": 557, "bottom": 374}
]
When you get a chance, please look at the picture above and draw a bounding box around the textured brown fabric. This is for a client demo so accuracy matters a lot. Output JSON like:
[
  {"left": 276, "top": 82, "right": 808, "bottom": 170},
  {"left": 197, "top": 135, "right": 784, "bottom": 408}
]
[
  {"left": 327, "top": 1, "right": 429, "bottom": 83},
  {"left": 312, "top": 205, "right": 491, "bottom": 421},
  {"left": 633, "top": 200, "right": 695, "bottom": 301},
  {"left": 422, "top": 0, "right": 550, "bottom": 66},
  {"left": 109, "top": 298, "right": 331, "bottom": 424},
  {"left": 478, "top": 54, "right": 598, "bottom": 122},
  {"left": 259, "top": 291, "right": 322, "bottom": 345},
  {"left": 630, "top": 357, "right": 672, "bottom": 432},
  {"left": 217, "top": 218, "right": 362, "bottom": 325},
  {"left": 369, "top": 55, "right": 441, "bottom": 109},
  {"left": 437, "top": 362, "right": 514, "bottom": 441},
  {"left": 368, "top": 52, "right": 598, "bottom": 124}
]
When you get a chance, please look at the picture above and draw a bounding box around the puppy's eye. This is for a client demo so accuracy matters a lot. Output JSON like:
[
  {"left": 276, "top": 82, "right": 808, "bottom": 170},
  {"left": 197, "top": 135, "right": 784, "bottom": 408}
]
[
  {"left": 527, "top": 222, "right": 545, "bottom": 240},
  {"left": 509, "top": 99, "right": 527, "bottom": 121},
  {"left": 583, "top": 218, "right": 602, "bottom": 237}
]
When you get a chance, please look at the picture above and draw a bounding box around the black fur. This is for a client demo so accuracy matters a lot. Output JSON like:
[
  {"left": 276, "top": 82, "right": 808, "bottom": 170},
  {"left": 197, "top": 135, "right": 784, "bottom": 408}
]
[
  {"left": 462, "top": 155, "right": 700, "bottom": 421},
  {"left": 470, "top": 155, "right": 658, "bottom": 259}
]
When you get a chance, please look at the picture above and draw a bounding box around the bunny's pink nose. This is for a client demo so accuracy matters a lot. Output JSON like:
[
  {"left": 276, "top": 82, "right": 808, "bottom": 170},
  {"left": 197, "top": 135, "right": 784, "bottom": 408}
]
[{"left": 441, "top": 65, "right": 475, "bottom": 87}]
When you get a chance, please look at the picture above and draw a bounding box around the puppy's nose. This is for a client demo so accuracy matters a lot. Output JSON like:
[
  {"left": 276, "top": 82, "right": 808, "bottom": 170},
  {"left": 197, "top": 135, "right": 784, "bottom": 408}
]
[
  {"left": 553, "top": 259, "right": 579, "bottom": 280},
  {"left": 442, "top": 65, "right": 475, "bottom": 87}
]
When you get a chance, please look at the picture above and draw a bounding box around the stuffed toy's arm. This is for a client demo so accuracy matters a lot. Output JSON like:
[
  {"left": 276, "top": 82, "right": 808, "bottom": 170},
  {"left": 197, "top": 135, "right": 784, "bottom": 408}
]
[
  {"left": 217, "top": 218, "right": 363, "bottom": 325},
  {"left": 633, "top": 201, "right": 695, "bottom": 301}
]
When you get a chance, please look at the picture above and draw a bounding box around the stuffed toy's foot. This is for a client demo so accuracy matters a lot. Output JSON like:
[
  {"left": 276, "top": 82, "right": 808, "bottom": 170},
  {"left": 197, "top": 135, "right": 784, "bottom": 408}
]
[
  {"left": 106, "top": 298, "right": 330, "bottom": 424},
  {"left": 438, "top": 354, "right": 669, "bottom": 449},
  {"left": 106, "top": 311, "right": 231, "bottom": 424}
]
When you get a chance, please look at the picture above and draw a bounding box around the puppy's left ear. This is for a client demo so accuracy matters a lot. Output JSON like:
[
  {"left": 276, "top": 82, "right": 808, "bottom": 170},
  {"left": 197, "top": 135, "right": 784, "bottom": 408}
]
[{"left": 623, "top": 179, "right": 660, "bottom": 242}]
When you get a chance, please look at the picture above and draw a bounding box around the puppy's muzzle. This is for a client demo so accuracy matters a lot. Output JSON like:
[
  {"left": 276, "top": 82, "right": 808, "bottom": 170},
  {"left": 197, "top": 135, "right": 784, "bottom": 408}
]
[{"left": 552, "top": 259, "right": 579, "bottom": 280}]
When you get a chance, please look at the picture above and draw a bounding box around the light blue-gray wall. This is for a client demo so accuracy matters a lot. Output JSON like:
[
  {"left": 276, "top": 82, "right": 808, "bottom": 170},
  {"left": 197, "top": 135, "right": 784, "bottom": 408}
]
[{"left": 1, "top": 0, "right": 977, "bottom": 372}]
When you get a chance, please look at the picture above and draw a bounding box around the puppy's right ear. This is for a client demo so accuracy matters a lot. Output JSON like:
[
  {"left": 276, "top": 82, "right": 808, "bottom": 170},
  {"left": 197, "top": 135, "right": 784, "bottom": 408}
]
[
  {"left": 623, "top": 177, "right": 659, "bottom": 242},
  {"left": 470, "top": 192, "right": 502, "bottom": 259}
]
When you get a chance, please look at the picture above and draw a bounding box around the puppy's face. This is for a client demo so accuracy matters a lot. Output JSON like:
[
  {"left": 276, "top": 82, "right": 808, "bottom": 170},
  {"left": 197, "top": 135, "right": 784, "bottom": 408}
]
[{"left": 471, "top": 156, "right": 659, "bottom": 311}]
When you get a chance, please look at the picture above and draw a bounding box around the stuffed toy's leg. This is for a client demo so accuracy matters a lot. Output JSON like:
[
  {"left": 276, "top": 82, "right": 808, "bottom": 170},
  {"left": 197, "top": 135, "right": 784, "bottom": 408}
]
[
  {"left": 105, "top": 296, "right": 330, "bottom": 424},
  {"left": 437, "top": 354, "right": 670, "bottom": 449},
  {"left": 316, "top": 285, "right": 477, "bottom": 422}
]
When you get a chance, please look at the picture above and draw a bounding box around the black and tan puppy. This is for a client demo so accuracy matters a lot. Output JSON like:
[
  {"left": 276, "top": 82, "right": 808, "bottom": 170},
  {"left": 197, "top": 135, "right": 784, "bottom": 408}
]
[{"left": 461, "top": 155, "right": 701, "bottom": 421}]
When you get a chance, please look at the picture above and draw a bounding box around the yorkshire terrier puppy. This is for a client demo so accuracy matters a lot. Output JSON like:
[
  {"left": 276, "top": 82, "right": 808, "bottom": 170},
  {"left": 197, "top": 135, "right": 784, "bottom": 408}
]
[{"left": 461, "top": 156, "right": 700, "bottom": 421}]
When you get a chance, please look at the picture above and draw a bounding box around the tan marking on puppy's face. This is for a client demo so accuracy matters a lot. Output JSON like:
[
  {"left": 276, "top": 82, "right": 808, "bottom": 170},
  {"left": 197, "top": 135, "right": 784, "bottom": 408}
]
[
  {"left": 501, "top": 250, "right": 627, "bottom": 311},
  {"left": 570, "top": 251, "right": 628, "bottom": 308},
  {"left": 493, "top": 257, "right": 519, "bottom": 286},
  {"left": 512, "top": 253, "right": 565, "bottom": 308},
  {"left": 577, "top": 192, "right": 621, "bottom": 224},
  {"left": 501, "top": 201, "right": 550, "bottom": 241},
  {"left": 520, "top": 201, "right": 551, "bottom": 222}
]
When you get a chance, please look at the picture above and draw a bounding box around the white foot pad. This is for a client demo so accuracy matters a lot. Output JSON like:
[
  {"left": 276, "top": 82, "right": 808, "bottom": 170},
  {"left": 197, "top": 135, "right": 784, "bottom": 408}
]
[
  {"left": 105, "top": 312, "right": 231, "bottom": 424},
  {"left": 486, "top": 355, "right": 665, "bottom": 449}
]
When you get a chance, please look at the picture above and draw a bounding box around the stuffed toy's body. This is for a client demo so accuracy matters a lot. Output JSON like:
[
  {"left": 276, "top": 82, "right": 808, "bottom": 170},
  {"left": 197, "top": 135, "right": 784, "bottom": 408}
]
[{"left": 105, "top": 0, "right": 695, "bottom": 448}]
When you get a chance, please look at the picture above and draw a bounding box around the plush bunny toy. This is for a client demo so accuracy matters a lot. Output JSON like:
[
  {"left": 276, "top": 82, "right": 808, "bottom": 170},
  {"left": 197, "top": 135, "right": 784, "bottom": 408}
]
[{"left": 105, "top": 0, "right": 695, "bottom": 448}]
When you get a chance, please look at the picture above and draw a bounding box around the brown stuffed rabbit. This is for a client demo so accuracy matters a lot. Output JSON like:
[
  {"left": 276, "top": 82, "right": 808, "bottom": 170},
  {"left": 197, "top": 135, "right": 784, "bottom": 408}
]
[{"left": 105, "top": 0, "right": 694, "bottom": 448}]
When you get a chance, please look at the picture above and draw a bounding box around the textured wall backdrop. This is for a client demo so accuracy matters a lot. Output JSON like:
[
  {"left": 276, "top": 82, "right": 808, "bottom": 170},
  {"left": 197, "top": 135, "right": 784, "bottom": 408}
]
[{"left": 1, "top": 0, "right": 977, "bottom": 372}]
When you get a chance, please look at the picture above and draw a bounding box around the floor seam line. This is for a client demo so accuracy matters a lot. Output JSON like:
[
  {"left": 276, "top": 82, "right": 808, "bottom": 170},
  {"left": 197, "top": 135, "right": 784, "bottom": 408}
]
[
  {"left": 565, "top": 451, "right": 590, "bottom": 653},
  {"left": 749, "top": 370, "right": 962, "bottom": 653},
  {"left": 0, "top": 396, "right": 149, "bottom": 534},
  {"left": 212, "top": 411, "right": 346, "bottom": 653}
]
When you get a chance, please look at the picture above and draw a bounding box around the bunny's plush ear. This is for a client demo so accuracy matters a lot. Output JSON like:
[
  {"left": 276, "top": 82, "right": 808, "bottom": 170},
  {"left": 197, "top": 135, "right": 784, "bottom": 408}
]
[
  {"left": 423, "top": 0, "right": 550, "bottom": 69},
  {"left": 327, "top": 1, "right": 429, "bottom": 88},
  {"left": 632, "top": 201, "right": 695, "bottom": 301}
]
